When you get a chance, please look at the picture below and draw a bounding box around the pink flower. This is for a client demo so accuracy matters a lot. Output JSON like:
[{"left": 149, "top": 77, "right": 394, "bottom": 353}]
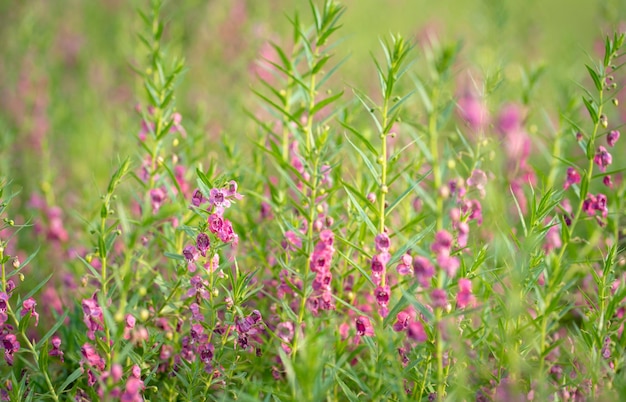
[
  {"left": 407, "top": 321, "right": 427, "bottom": 342},
  {"left": 225, "top": 180, "right": 244, "bottom": 200},
  {"left": 594, "top": 146, "right": 612, "bottom": 172},
  {"left": 431, "top": 230, "right": 453, "bottom": 255},
  {"left": 563, "top": 167, "right": 581, "bottom": 190},
  {"left": 208, "top": 213, "right": 224, "bottom": 233},
  {"left": 184, "top": 275, "right": 210, "bottom": 300},
  {"left": 457, "top": 94, "right": 489, "bottom": 131},
  {"left": 431, "top": 288, "right": 448, "bottom": 309},
  {"left": 20, "top": 297, "right": 39, "bottom": 326},
  {"left": 284, "top": 230, "right": 302, "bottom": 250},
  {"left": 82, "top": 295, "right": 104, "bottom": 340},
  {"left": 497, "top": 103, "right": 523, "bottom": 134},
  {"left": 456, "top": 278, "right": 475, "bottom": 309},
  {"left": 413, "top": 256, "right": 435, "bottom": 287},
  {"left": 81, "top": 343, "right": 105, "bottom": 371},
  {"left": 123, "top": 314, "right": 136, "bottom": 340},
  {"left": 191, "top": 189, "right": 206, "bottom": 206},
  {"left": 355, "top": 316, "right": 375, "bottom": 337},
  {"left": 396, "top": 253, "right": 413, "bottom": 275},
  {"left": 375, "top": 233, "right": 391, "bottom": 252},
  {"left": 49, "top": 335, "right": 64, "bottom": 362},
  {"left": 196, "top": 233, "right": 210, "bottom": 257},
  {"left": 456, "top": 222, "right": 470, "bottom": 248},
  {"left": 150, "top": 187, "right": 167, "bottom": 213},
  {"left": 182, "top": 245, "right": 199, "bottom": 264},
  {"left": 466, "top": 169, "right": 488, "bottom": 198},
  {"left": 370, "top": 252, "right": 390, "bottom": 285},
  {"left": 607, "top": 130, "right": 620, "bottom": 147},
  {"left": 437, "top": 254, "right": 460, "bottom": 277},
  {"left": 392, "top": 310, "right": 412, "bottom": 332},
  {"left": 1, "top": 334, "right": 20, "bottom": 366},
  {"left": 374, "top": 285, "right": 390, "bottom": 311}
]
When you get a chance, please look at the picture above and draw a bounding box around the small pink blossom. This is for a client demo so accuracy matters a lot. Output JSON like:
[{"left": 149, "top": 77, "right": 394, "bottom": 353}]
[
  {"left": 355, "top": 316, "right": 375, "bottom": 337},
  {"left": 375, "top": 233, "right": 391, "bottom": 253},
  {"left": 396, "top": 253, "right": 413, "bottom": 275},
  {"left": 407, "top": 321, "right": 427, "bottom": 342},
  {"left": 466, "top": 169, "right": 488, "bottom": 198},
  {"left": 607, "top": 130, "right": 620, "bottom": 147},
  {"left": 456, "top": 278, "right": 475, "bottom": 309},
  {"left": 594, "top": 146, "right": 612, "bottom": 172},
  {"left": 431, "top": 230, "right": 454, "bottom": 255},
  {"left": 563, "top": 167, "right": 581, "bottom": 190},
  {"left": 413, "top": 256, "right": 435, "bottom": 287},
  {"left": 21, "top": 297, "right": 39, "bottom": 326},
  {"left": 81, "top": 343, "right": 105, "bottom": 371}
]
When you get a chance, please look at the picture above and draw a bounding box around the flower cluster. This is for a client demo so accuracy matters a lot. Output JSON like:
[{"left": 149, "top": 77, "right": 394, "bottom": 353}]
[
  {"left": 308, "top": 229, "right": 337, "bottom": 314},
  {"left": 0, "top": 287, "right": 19, "bottom": 366}
]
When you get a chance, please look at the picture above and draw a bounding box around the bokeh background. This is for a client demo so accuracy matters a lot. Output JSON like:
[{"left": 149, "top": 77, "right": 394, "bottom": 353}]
[{"left": 0, "top": 0, "right": 624, "bottom": 234}]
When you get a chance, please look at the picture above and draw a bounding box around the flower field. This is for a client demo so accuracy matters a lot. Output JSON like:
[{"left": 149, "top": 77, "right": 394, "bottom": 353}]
[{"left": 1, "top": 0, "right": 626, "bottom": 400}]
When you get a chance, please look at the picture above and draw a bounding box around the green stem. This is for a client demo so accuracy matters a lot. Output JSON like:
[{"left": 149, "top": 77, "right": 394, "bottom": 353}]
[
  {"left": 292, "top": 42, "right": 321, "bottom": 359},
  {"left": 435, "top": 309, "right": 445, "bottom": 401}
]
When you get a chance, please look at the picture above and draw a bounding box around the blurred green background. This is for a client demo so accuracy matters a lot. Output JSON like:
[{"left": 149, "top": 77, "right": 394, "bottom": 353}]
[{"left": 0, "top": 0, "right": 624, "bottom": 210}]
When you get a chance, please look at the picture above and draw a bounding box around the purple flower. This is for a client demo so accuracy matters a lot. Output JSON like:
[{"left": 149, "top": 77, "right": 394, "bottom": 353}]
[
  {"left": 196, "top": 233, "right": 210, "bottom": 257},
  {"left": 311, "top": 247, "right": 333, "bottom": 273},
  {"left": 375, "top": 233, "right": 391, "bottom": 253},
  {"left": 467, "top": 169, "right": 488, "bottom": 198},
  {"left": 49, "top": 335, "right": 64, "bottom": 362},
  {"left": 1, "top": 334, "right": 20, "bottom": 366},
  {"left": 149, "top": 187, "right": 167, "bottom": 213},
  {"left": 319, "top": 229, "right": 334, "bottom": 247},
  {"left": 607, "top": 130, "right": 620, "bottom": 147},
  {"left": 225, "top": 180, "right": 244, "bottom": 200},
  {"left": 456, "top": 278, "right": 475, "bottom": 309},
  {"left": 277, "top": 322, "right": 294, "bottom": 343},
  {"left": 431, "top": 288, "right": 448, "bottom": 309},
  {"left": 185, "top": 275, "right": 210, "bottom": 300},
  {"left": 182, "top": 245, "right": 199, "bottom": 264},
  {"left": 437, "top": 254, "right": 460, "bottom": 278},
  {"left": 497, "top": 103, "right": 523, "bottom": 134},
  {"left": 198, "top": 342, "right": 215, "bottom": 366},
  {"left": 81, "top": 343, "right": 105, "bottom": 371},
  {"left": 431, "top": 230, "right": 453, "bottom": 255},
  {"left": 190, "top": 303, "right": 203, "bottom": 322},
  {"left": 284, "top": 230, "right": 302, "bottom": 250},
  {"left": 457, "top": 94, "right": 489, "bottom": 131},
  {"left": 217, "top": 219, "right": 237, "bottom": 244},
  {"left": 123, "top": 314, "right": 136, "bottom": 340},
  {"left": 191, "top": 189, "right": 206, "bottom": 206},
  {"left": 563, "top": 167, "right": 581, "bottom": 190},
  {"left": 120, "top": 375, "right": 145, "bottom": 402},
  {"left": 370, "top": 252, "right": 390, "bottom": 285},
  {"left": 392, "top": 311, "right": 411, "bottom": 332},
  {"left": 407, "top": 321, "right": 427, "bottom": 342},
  {"left": 312, "top": 270, "right": 332, "bottom": 292},
  {"left": 413, "top": 256, "right": 435, "bottom": 287},
  {"left": 396, "top": 253, "right": 413, "bottom": 275},
  {"left": 594, "top": 146, "right": 612, "bottom": 172},
  {"left": 82, "top": 295, "right": 104, "bottom": 340},
  {"left": 21, "top": 297, "right": 39, "bottom": 326},
  {"left": 583, "top": 193, "right": 609, "bottom": 218},
  {"left": 208, "top": 213, "right": 224, "bottom": 234},
  {"left": 0, "top": 292, "right": 8, "bottom": 312},
  {"left": 374, "top": 285, "right": 390, "bottom": 309},
  {"left": 209, "top": 188, "right": 228, "bottom": 208},
  {"left": 355, "top": 316, "right": 374, "bottom": 337}
]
